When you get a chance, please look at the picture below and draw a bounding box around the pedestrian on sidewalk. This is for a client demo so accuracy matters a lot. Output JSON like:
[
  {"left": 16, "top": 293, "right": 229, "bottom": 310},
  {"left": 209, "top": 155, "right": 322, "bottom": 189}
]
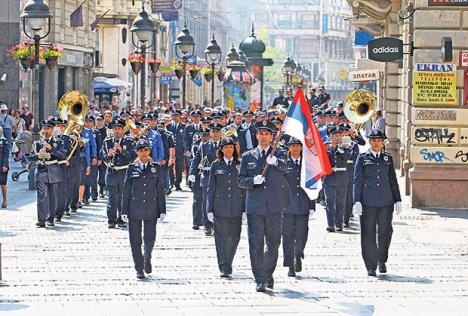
[
  {"left": 353, "top": 129, "right": 402, "bottom": 277},
  {"left": 206, "top": 137, "right": 245, "bottom": 278},
  {"left": 282, "top": 138, "right": 315, "bottom": 277},
  {"left": 0, "top": 127, "right": 10, "bottom": 208},
  {"left": 121, "top": 139, "right": 166, "bottom": 280}
]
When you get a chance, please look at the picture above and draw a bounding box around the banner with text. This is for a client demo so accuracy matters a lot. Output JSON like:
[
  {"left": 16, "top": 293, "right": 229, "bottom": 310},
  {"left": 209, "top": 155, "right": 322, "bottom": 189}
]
[{"left": 413, "top": 63, "right": 457, "bottom": 105}]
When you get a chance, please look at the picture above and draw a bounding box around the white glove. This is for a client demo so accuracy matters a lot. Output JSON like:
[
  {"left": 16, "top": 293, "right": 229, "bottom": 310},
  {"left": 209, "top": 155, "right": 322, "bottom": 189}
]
[
  {"left": 353, "top": 202, "right": 363, "bottom": 216},
  {"left": 394, "top": 201, "right": 402, "bottom": 215},
  {"left": 253, "top": 175, "right": 265, "bottom": 185},
  {"left": 242, "top": 213, "right": 247, "bottom": 221},
  {"left": 266, "top": 155, "right": 278, "bottom": 166},
  {"left": 158, "top": 213, "right": 166, "bottom": 223},
  {"left": 207, "top": 212, "right": 214, "bottom": 222},
  {"left": 121, "top": 214, "right": 128, "bottom": 222},
  {"left": 188, "top": 175, "right": 196, "bottom": 182}
]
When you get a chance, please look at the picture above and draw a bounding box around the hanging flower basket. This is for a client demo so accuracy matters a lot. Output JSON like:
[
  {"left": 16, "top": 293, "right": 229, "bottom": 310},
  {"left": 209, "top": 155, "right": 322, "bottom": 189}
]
[
  {"left": 147, "top": 58, "right": 161, "bottom": 73},
  {"left": 130, "top": 62, "right": 142, "bottom": 74},
  {"left": 216, "top": 68, "right": 225, "bottom": 82},
  {"left": 20, "top": 58, "right": 33, "bottom": 71},
  {"left": 188, "top": 64, "right": 201, "bottom": 80},
  {"left": 8, "top": 43, "right": 35, "bottom": 61},
  {"left": 174, "top": 69, "right": 183, "bottom": 79},
  {"left": 45, "top": 56, "right": 58, "bottom": 69},
  {"left": 204, "top": 73, "right": 213, "bottom": 82}
]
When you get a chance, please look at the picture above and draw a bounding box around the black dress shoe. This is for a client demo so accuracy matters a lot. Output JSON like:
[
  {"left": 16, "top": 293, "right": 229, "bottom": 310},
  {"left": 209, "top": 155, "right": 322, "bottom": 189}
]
[
  {"left": 55, "top": 217, "right": 62, "bottom": 223},
  {"left": 295, "top": 257, "right": 302, "bottom": 272},
  {"left": 367, "top": 269, "right": 377, "bottom": 277},
  {"left": 379, "top": 263, "right": 387, "bottom": 273},
  {"left": 175, "top": 186, "right": 182, "bottom": 191},
  {"left": 344, "top": 223, "right": 350, "bottom": 228},
  {"left": 288, "top": 267, "right": 296, "bottom": 277},
  {"left": 256, "top": 282, "right": 266, "bottom": 292},
  {"left": 144, "top": 260, "right": 152, "bottom": 274},
  {"left": 220, "top": 271, "right": 230, "bottom": 278},
  {"left": 326, "top": 226, "right": 335, "bottom": 232},
  {"left": 83, "top": 200, "right": 90, "bottom": 205},
  {"left": 136, "top": 271, "right": 145, "bottom": 279},
  {"left": 36, "top": 221, "right": 46, "bottom": 228},
  {"left": 266, "top": 277, "right": 274, "bottom": 289},
  {"left": 165, "top": 189, "right": 172, "bottom": 196},
  {"left": 70, "top": 208, "right": 77, "bottom": 213},
  {"left": 65, "top": 210, "right": 71, "bottom": 216},
  {"left": 336, "top": 227, "right": 343, "bottom": 232},
  {"left": 46, "top": 220, "right": 55, "bottom": 227},
  {"left": 204, "top": 228, "right": 213, "bottom": 236},
  {"left": 117, "top": 222, "right": 127, "bottom": 228},
  {"left": 192, "top": 225, "right": 199, "bottom": 230},
  {"left": 77, "top": 202, "right": 82, "bottom": 209},
  {"left": 108, "top": 223, "right": 116, "bottom": 229}
]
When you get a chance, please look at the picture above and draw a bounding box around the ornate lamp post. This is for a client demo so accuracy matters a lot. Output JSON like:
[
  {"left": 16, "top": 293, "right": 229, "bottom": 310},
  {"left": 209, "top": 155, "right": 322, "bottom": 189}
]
[
  {"left": 240, "top": 25, "right": 273, "bottom": 108},
  {"left": 204, "top": 35, "right": 222, "bottom": 108},
  {"left": 130, "top": 6, "right": 156, "bottom": 110},
  {"left": 282, "top": 56, "right": 296, "bottom": 88},
  {"left": 21, "top": 0, "right": 52, "bottom": 126},
  {"left": 174, "top": 22, "right": 195, "bottom": 109}
]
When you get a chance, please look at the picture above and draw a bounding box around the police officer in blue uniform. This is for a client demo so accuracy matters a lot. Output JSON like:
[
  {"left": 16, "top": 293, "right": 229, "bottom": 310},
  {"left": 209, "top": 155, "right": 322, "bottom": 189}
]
[
  {"left": 238, "top": 110, "right": 258, "bottom": 155},
  {"left": 188, "top": 128, "right": 210, "bottom": 230},
  {"left": 167, "top": 110, "right": 186, "bottom": 191},
  {"left": 147, "top": 113, "right": 164, "bottom": 163},
  {"left": 323, "top": 127, "right": 351, "bottom": 232},
  {"left": 121, "top": 139, "right": 166, "bottom": 279},
  {"left": 101, "top": 118, "right": 136, "bottom": 228},
  {"left": 94, "top": 114, "right": 108, "bottom": 198},
  {"left": 189, "top": 122, "right": 222, "bottom": 236},
  {"left": 54, "top": 118, "right": 71, "bottom": 221},
  {"left": 82, "top": 114, "right": 98, "bottom": 204},
  {"left": 32, "top": 119, "right": 67, "bottom": 227},
  {"left": 238, "top": 120, "right": 292, "bottom": 292},
  {"left": 282, "top": 138, "right": 315, "bottom": 277},
  {"left": 206, "top": 137, "right": 245, "bottom": 278},
  {"left": 353, "top": 129, "right": 402, "bottom": 276},
  {"left": 272, "top": 88, "right": 289, "bottom": 107},
  {"left": 157, "top": 119, "right": 175, "bottom": 194},
  {"left": 183, "top": 111, "right": 203, "bottom": 183}
]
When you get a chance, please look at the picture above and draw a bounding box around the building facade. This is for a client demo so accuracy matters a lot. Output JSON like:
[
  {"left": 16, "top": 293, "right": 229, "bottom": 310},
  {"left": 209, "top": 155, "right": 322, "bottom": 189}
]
[
  {"left": 254, "top": 0, "right": 355, "bottom": 99},
  {"left": 347, "top": 0, "right": 468, "bottom": 208}
]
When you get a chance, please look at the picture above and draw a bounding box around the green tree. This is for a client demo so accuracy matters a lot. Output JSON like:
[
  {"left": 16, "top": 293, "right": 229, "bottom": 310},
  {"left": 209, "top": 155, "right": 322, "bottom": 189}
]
[{"left": 256, "top": 25, "right": 286, "bottom": 89}]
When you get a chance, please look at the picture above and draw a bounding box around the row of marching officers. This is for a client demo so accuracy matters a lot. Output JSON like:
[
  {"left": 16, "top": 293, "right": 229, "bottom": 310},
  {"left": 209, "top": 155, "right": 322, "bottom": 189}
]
[{"left": 200, "top": 120, "right": 315, "bottom": 292}]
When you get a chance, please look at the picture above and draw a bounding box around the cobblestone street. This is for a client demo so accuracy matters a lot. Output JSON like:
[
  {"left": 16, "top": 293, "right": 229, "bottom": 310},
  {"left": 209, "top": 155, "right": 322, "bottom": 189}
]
[{"left": 1, "top": 162, "right": 467, "bottom": 315}]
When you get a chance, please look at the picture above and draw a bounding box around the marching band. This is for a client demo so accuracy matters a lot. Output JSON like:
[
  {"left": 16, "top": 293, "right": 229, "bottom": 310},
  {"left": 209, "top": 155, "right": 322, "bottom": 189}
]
[{"left": 29, "top": 88, "right": 401, "bottom": 289}]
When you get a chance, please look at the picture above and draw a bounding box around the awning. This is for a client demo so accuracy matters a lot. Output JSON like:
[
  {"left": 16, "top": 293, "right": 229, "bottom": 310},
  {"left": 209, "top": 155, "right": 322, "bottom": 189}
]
[{"left": 93, "top": 80, "right": 118, "bottom": 93}]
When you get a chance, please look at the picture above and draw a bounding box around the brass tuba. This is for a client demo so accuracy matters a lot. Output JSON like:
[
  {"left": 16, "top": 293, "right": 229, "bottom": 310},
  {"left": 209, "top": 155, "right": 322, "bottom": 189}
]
[
  {"left": 57, "top": 90, "right": 89, "bottom": 161},
  {"left": 343, "top": 89, "right": 376, "bottom": 129},
  {"left": 123, "top": 116, "right": 137, "bottom": 134}
]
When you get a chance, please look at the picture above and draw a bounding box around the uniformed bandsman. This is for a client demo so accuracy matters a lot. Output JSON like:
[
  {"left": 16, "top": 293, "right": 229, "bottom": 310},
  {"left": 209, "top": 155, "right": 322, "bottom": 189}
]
[
  {"left": 121, "top": 139, "right": 166, "bottom": 279},
  {"left": 282, "top": 138, "right": 315, "bottom": 277},
  {"left": 54, "top": 118, "right": 71, "bottom": 221},
  {"left": 94, "top": 114, "right": 108, "bottom": 198},
  {"left": 238, "top": 110, "right": 257, "bottom": 155},
  {"left": 101, "top": 117, "right": 135, "bottom": 228},
  {"left": 167, "top": 109, "right": 186, "bottom": 191},
  {"left": 206, "top": 137, "right": 245, "bottom": 278},
  {"left": 353, "top": 129, "right": 402, "bottom": 276},
  {"left": 238, "top": 120, "right": 292, "bottom": 292},
  {"left": 189, "top": 122, "right": 222, "bottom": 236},
  {"left": 272, "top": 88, "right": 289, "bottom": 107},
  {"left": 323, "top": 127, "right": 351, "bottom": 232},
  {"left": 32, "top": 119, "right": 67, "bottom": 227},
  {"left": 188, "top": 128, "right": 210, "bottom": 230}
]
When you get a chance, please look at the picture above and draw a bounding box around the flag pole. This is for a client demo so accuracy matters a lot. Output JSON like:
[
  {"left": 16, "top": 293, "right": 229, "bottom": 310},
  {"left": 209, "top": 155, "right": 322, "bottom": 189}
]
[{"left": 261, "top": 129, "right": 283, "bottom": 177}]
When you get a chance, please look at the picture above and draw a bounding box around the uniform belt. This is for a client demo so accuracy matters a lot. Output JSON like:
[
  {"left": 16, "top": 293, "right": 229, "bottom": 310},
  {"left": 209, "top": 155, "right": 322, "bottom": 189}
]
[
  {"left": 57, "top": 160, "right": 68, "bottom": 165},
  {"left": 200, "top": 167, "right": 211, "bottom": 171},
  {"left": 38, "top": 160, "right": 58, "bottom": 166},
  {"left": 347, "top": 160, "right": 354, "bottom": 164},
  {"left": 332, "top": 167, "right": 347, "bottom": 172},
  {"left": 110, "top": 164, "right": 129, "bottom": 170}
]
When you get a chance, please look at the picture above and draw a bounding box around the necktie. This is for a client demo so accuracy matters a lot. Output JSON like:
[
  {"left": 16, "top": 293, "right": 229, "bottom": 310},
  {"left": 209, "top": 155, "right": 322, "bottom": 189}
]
[
  {"left": 228, "top": 160, "right": 232, "bottom": 167},
  {"left": 295, "top": 159, "right": 299, "bottom": 166},
  {"left": 261, "top": 150, "right": 266, "bottom": 160}
]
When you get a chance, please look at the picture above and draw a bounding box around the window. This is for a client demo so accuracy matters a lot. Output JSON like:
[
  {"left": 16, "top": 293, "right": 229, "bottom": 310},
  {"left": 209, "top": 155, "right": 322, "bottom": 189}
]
[{"left": 300, "top": 12, "right": 319, "bottom": 29}]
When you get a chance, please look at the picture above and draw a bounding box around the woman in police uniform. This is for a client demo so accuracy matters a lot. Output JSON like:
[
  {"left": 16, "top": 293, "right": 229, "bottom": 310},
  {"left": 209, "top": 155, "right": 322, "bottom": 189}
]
[
  {"left": 206, "top": 137, "right": 245, "bottom": 278},
  {"left": 282, "top": 138, "right": 315, "bottom": 277},
  {"left": 121, "top": 139, "right": 166, "bottom": 279}
]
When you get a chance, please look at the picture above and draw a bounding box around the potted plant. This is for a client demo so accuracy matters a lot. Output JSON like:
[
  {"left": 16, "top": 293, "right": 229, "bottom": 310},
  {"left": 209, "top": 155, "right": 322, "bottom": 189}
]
[
  {"left": 201, "top": 66, "right": 214, "bottom": 82},
  {"left": 128, "top": 54, "right": 144, "bottom": 74},
  {"left": 147, "top": 58, "right": 162, "bottom": 73},
  {"left": 172, "top": 60, "right": 184, "bottom": 79},
  {"left": 188, "top": 64, "right": 201, "bottom": 80},
  {"left": 40, "top": 45, "right": 64, "bottom": 69},
  {"left": 8, "top": 43, "right": 35, "bottom": 70},
  {"left": 216, "top": 68, "right": 225, "bottom": 82}
]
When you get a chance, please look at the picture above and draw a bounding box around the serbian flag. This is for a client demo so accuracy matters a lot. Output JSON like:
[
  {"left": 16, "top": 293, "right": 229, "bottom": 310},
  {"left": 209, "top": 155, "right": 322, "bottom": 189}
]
[{"left": 282, "top": 88, "right": 332, "bottom": 199}]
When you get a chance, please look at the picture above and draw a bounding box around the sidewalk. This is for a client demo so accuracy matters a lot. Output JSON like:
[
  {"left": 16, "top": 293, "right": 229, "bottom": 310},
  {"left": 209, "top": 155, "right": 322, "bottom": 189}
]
[{"left": 0, "top": 161, "right": 467, "bottom": 315}]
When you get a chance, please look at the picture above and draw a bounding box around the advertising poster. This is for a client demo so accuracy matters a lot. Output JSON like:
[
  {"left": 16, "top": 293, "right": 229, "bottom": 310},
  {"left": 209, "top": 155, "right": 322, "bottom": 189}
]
[
  {"left": 223, "top": 82, "right": 250, "bottom": 111},
  {"left": 413, "top": 63, "right": 457, "bottom": 105}
]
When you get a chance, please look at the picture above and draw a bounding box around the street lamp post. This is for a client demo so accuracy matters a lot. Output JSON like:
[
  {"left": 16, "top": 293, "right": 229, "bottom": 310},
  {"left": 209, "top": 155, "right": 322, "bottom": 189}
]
[
  {"left": 204, "top": 35, "right": 222, "bottom": 108},
  {"left": 130, "top": 6, "right": 156, "bottom": 110},
  {"left": 20, "top": 0, "right": 52, "bottom": 127},
  {"left": 174, "top": 23, "right": 195, "bottom": 109},
  {"left": 282, "top": 56, "right": 296, "bottom": 89}
]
